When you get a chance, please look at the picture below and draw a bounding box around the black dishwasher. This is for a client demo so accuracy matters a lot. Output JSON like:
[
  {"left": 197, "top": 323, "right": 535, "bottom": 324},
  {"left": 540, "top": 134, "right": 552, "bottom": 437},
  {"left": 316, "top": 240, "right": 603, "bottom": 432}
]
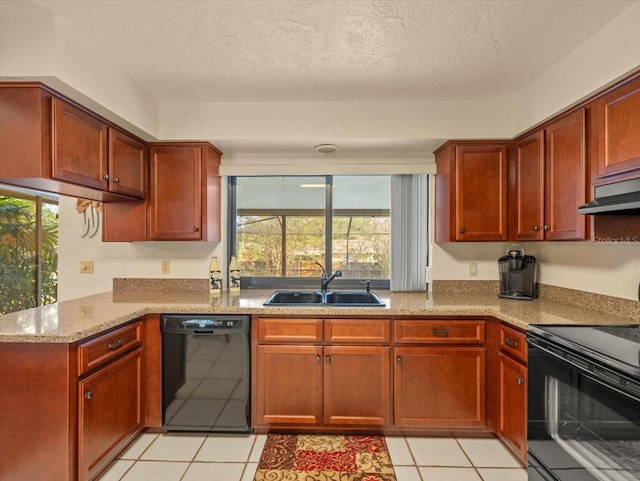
[{"left": 161, "top": 314, "right": 251, "bottom": 433}]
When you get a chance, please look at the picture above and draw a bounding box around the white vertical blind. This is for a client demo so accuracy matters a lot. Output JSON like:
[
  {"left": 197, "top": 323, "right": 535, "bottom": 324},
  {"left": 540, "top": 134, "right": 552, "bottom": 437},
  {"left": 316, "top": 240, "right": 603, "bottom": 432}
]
[{"left": 390, "top": 174, "right": 429, "bottom": 291}]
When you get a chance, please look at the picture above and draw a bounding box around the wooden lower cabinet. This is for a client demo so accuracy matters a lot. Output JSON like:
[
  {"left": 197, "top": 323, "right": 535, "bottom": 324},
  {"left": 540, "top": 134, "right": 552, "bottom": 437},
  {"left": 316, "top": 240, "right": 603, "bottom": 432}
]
[
  {"left": 324, "top": 346, "right": 391, "bottom": 426},
  {"left": 497, "top": 352, "right": 527, "bottom": 462},
  {"left": 78, "top": 347, "right": 144, "bottom": 481},
  {"left": 394, "top": 346, "right": 486, "bottom": 428},
  {"left": 256, "top": 345, "right": 323, "bottom": 425}
]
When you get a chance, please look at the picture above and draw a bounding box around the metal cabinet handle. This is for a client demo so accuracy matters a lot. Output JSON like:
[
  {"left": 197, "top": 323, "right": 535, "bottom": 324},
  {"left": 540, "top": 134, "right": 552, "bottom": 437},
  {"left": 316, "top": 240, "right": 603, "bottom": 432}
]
[
  {"left": 84, "top": 391, "right": 93, "bottom": 400},
  {"left": 459, "top": 227, "right": 466, "bottom": 234},
  {"left": 533, "top": 225, "right": 540, "bottom": 232},
  {"left": 315, "top": 354, "right": 321, "bottom": 363},
  {"left": 544, "top": 225, "right": 551, "bottom": 231},
  {"left": 433, "top": 328, "right": 449, "bottom": 337},
  {"left": 516, "top": 377, "right": 525, "bottom": 385},
  {"left": 504, "top": 337, "right": 519, "bottom": 348},
  {"left": 113, "top": 177, "right": 120, "bottom": 184},
  {"left": 396, "top": 357, "right": 402, "bottom": 365},
  {"left": 325, "top": 355, "right": 331, "bottom": 364},
  {"left": 103, "top": 174, "right": 110, "bottom": 181},
  {"left": 108, "top": 339, "right": 124, "bottom": 350},
  {"left": 193, "top": 227, "right": 199, "bottom": 232}
]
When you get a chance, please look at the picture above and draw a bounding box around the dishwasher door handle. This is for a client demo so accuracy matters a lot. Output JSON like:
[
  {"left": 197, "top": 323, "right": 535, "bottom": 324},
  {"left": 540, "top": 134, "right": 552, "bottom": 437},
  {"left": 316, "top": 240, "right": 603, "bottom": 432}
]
[{"left": 193, "top": 329, "right": 215, "bottom": 334}]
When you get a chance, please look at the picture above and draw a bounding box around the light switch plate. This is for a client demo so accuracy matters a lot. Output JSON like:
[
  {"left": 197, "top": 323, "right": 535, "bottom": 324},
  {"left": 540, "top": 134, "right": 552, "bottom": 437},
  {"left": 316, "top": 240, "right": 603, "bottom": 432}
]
[
  {"left": 469, "top": 262, "right": 478, "bottom": 277},
  {"left": 161, "top": 260, "right": 170, "bottom": 275},
  {"left": 80, "top": 260, "right": 94, "bottom": 274}
]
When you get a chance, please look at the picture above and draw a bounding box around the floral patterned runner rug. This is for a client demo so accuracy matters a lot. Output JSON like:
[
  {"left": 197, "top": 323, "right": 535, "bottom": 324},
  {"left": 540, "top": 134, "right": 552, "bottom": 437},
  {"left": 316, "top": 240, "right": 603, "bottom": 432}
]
[{"left": 253, "top": 434, "right": 397, "bottom": 481}]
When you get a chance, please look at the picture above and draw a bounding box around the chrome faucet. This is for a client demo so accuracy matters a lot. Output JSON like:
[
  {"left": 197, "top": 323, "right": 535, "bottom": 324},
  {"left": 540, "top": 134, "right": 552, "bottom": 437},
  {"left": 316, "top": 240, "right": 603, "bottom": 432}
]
[{"left": 314, "top": 262, "right": 342, "bottom": 293}]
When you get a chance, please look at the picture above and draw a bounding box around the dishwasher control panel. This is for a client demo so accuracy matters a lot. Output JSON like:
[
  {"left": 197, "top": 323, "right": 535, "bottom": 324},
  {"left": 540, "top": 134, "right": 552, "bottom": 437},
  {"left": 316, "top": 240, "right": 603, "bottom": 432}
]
[{"left": 161, "top": 314, "right": 249, "bottom": 334}]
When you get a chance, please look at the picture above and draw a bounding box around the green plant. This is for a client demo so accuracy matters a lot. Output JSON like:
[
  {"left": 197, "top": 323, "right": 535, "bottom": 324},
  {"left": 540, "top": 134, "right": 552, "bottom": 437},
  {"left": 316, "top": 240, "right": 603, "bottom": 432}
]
[{"left": 0, "top": 195, "right": 58, "bottom": 315}]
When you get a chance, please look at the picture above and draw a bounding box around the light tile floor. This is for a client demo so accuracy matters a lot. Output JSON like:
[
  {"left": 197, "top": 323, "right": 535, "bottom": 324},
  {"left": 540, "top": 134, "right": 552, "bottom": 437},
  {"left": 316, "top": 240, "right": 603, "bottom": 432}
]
[{"left": 96, "top": 433, "right": 526, "bottom": 481}]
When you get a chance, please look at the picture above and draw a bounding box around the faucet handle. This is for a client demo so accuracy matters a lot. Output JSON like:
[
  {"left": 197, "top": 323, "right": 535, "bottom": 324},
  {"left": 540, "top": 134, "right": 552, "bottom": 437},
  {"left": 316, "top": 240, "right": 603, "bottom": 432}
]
[{"left": 360, "top": 280, "right": 371, "bottom": 292}]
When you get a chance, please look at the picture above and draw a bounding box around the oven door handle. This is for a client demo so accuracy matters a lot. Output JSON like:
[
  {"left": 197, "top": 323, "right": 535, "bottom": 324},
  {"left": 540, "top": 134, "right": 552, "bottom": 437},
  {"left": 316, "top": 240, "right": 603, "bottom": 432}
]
[{"left": 527, "top": 335, "right": 640, "bottom": 401}]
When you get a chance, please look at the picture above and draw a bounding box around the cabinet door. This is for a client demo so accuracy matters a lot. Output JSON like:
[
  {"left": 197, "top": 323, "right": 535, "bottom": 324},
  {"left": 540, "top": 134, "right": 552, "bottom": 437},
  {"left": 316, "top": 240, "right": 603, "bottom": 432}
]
[
  {"left": 513, "top": 131, "right": 545, "bottom": 241},
  {"left": 323, "top": 346, "right": 391, "bottom": 426},
  {"left": 394, "top": 347, "right": 486, "bottom": 428},
  {"left": 149, "top": 145, "right": 203, "bottom": 240},
  {"left": 544, "top": 109, "right": 586, "bottom": 240},
  {"left": 52, "top": 97, "right": 108, "bottom": 190},
  {"left": 108, "top": 128, "right": 146, "bottom": 199},
  {"left": 78, "top": 348, "right": 144, "bottom": 481},
  {"left": 255, "top": 345, "right": 323, "bottom": 425},
  {"left": 497, "top": 352, "right": 527, "bottom": 462},
  {"left": 455, "top": 145, "right": 507, "bottom": 241},
  {"left": 597, "top": 76, "right": 640, "bottom": 178}
]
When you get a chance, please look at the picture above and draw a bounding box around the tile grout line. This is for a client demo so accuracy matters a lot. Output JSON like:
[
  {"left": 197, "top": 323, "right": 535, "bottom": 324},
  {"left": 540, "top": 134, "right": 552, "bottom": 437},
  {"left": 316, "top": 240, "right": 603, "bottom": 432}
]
[{"left": 401, "top": 436, "right": 426, "bottom": 481}]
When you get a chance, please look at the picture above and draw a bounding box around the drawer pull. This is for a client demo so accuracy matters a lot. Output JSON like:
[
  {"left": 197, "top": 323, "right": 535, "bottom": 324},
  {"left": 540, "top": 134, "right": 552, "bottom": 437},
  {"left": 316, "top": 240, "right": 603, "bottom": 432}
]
[
  {"left": 108, "top": 339, "right": 124, "bottom": 350},
  {"left": 315, "top": 355, "right": 322, "bottom": 363},
  {"left": 84, "top": 391, "right": 93, "bottom": 400},
  {"left": 325, "top": 355, "right": 331, "bottom": 364},
  {"left": 504, "top": 337, "right": 519, "bottom": 348},
  {"left": 432, "top": 328, "right": 449, "bottom": 337},
  {"left": 397, "top": 356, "right": 402, "bottom": 365},
  {"left": 516, "top": 377, "right": 525, "bottom": 385}
]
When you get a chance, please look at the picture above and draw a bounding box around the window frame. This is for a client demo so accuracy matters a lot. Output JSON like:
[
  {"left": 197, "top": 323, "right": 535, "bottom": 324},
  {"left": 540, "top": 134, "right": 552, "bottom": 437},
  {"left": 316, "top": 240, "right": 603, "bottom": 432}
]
[{"left": 228, "top": 175, "right": 390, "bottom": 290}]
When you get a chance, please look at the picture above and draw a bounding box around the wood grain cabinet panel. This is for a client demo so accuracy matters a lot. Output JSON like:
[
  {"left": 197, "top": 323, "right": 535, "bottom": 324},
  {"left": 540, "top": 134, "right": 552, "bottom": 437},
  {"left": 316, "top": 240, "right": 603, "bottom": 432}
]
[
  {"left": 323, "top": 346, "right": 391, "bottom": 426},
  {"left": 394, "top": 346, "right": 486, "bottom": 428},
  {"left": 52, "top": 97, "right": 109, "bottom": 190},
  {"left": 596, "top": 76, "right": 640, "bottom": 178},
  {"left": 394, "top": 319, "right": 485, "bottom": 345},
  {"left": 78, "top": 347, "right": 144, "bottom": 481},
  {"left": 497, "top": 351, "right": 527, "bottom": 462},
  {"left": 545, "top": 109, "right": 587, "bottom": 240},
  {"left": 257, "top": 318, "right": 323, "bottom": 343},
  {"left": 324, "top": 319, "right": 391, "bottom": 344},
  {"left": 511, "top": 109, "right": 586, "bottom": 241},
  {"left": 149, "top": 143, "right": 221, "bottom": 241},
  {"left": 108, "top": 128, "right": 147, "bottom": 199},
  {"left": 255, "top": 345, "right": 323, "bottom": 425},
  {"left": 435, "top": 142, "right": 508, "bottom": 242}
]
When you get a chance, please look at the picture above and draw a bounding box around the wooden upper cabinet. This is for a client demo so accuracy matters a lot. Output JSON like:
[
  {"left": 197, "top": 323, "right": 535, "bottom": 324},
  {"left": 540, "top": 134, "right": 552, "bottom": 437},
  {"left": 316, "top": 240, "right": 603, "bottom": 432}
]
[
  {"left": 52, "top": 98, "right": 109, "bottom": 191},
  {"left": 513, "top": 131, "right": 545, "bottom": 241},
  {"left": 108, "top": 128, "right": 147, "bottom": 199},
  {"left": 511, "top": 110, "right": 586, "bottom": 241},
  {"left": 544, "top": 109, "right": 586, "bottom": 240},
  {"left": 149, "top": 143, "right": 221, "bottom": 241},
  {"left": 596, "top": 75, "right": 640, "bottom": 179},
  {"left": 435, "top": 142, "right": 508, "bottom": 242},
  {"left": 0, "top": 83, "right": 145, "bottom": 203}
]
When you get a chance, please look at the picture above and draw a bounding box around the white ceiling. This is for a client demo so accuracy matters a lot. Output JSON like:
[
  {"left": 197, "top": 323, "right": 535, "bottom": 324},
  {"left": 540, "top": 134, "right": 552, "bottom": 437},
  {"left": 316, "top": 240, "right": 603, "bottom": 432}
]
[{"left": 24, "top": 0, "right": 635, "bottom": 104}]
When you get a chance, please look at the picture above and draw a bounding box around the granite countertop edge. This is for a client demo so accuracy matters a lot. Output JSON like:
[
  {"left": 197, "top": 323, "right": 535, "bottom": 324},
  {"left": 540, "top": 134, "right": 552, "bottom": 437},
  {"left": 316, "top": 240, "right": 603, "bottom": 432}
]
[{"left": 0, "top": 289, "right": 637, "bottom": 343}]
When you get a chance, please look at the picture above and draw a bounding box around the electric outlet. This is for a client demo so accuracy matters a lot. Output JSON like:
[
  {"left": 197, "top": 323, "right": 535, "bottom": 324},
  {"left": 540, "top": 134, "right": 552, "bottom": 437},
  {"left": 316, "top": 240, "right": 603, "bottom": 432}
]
[
  {"left": 80, "top": 260, "right": 94, "bottom": 274},
  {"left": 469, "top": 262, "right": 478, "bottom": 277},
  {"left": 161, "top": 260, "right": 170, "bottom": 275}
]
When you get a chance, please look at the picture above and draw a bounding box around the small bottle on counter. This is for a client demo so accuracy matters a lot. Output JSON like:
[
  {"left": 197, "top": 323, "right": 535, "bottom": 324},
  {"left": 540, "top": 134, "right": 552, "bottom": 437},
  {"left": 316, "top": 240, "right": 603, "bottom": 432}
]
[
  {"left": 209, "top": 257, "right": 222, "bottom": 295},
  {"left": 229, "top": 255, "right": 241, "bottom": 293}
]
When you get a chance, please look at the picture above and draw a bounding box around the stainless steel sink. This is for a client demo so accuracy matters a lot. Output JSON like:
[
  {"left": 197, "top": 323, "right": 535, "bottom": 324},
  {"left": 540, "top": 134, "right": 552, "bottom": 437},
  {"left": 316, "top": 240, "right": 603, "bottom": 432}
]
[{"left": 263, "top": 290, "right": 385, "bottom": 307}]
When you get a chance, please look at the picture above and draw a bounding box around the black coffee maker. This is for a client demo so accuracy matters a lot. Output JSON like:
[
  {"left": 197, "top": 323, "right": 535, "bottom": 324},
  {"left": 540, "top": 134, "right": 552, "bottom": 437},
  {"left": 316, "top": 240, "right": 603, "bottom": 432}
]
[{"left": 498, "top": 244, "right": 537, "bottom": 300}]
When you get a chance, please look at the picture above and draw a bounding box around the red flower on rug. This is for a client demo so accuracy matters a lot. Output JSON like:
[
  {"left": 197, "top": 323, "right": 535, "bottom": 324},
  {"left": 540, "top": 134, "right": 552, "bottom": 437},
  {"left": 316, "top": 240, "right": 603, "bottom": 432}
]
[{"left": 294, "top": 449, "right": 358, "bottom": 472}]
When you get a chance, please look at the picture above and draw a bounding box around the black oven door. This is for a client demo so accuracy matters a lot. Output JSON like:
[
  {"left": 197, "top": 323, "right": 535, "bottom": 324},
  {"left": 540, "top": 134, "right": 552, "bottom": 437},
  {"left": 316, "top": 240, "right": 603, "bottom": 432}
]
[{"left": 527, "top": 335, "right": 640, "bottom": 481}]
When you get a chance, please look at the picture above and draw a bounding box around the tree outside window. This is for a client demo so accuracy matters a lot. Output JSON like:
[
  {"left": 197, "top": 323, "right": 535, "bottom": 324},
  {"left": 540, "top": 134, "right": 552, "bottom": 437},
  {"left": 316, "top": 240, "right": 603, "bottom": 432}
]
[{"left": 0, "top": 190, "right": 58, "bottom": 315}]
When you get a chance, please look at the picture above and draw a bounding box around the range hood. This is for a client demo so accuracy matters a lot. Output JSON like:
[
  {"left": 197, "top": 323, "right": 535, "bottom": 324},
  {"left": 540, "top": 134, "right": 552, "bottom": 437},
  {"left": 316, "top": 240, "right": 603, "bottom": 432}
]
[{"left": 579, "top": 177, "right": 640, "bottom": 215}]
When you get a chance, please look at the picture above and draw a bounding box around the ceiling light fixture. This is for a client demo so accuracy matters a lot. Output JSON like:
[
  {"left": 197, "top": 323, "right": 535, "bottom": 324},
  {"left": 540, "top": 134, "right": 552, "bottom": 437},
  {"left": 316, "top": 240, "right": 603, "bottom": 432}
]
[{"left": 314, "top": 144, "right": 339, "bottom": 154}]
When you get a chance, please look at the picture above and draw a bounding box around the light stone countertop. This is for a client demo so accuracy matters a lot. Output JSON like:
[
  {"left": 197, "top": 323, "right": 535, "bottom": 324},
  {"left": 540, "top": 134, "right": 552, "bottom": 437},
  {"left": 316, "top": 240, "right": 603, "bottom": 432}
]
[{"left": 0, "top": 288, "right": 638, "bottom": 343}]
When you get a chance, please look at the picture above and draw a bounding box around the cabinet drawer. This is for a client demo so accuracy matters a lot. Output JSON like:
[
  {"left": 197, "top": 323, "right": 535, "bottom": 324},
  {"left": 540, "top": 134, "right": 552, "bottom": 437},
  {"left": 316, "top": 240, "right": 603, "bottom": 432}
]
[
  {"left": 498, "top": 324, "right": 527, "bottom": 363},
  {"left": 257, "top": 318, "right": 323, "bottom": 343},
  {"left": 394, "top": 319, "right": 485, "bottom": 344},
  {"left": 78, "top": 321, "right": 143, "bottom": 376},
  {"left": 325, "top": 319, "right": 391, "bottom": 344}
]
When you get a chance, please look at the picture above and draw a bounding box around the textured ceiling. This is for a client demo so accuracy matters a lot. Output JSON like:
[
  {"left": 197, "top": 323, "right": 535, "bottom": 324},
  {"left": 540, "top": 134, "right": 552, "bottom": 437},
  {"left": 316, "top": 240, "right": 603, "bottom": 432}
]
[{"left": 23, "top": 0, "right": 635, "bottom": 103}]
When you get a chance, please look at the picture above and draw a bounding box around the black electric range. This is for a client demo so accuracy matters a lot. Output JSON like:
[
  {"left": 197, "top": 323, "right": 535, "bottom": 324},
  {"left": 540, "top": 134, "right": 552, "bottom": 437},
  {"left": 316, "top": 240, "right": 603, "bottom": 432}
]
[{"left": 526, "top": 324, "right": 640, "bottom": 481}]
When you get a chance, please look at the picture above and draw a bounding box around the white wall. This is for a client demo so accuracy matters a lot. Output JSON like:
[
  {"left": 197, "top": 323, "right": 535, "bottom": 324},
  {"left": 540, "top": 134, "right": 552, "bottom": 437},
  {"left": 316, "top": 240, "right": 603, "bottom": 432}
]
[{"left": 56, "top": 192, "right": 227, "bottom": 302}]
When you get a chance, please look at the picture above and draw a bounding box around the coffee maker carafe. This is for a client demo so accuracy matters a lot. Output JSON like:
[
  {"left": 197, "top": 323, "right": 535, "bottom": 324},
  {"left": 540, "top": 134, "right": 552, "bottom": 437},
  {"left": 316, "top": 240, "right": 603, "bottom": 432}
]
[{"left": 498, "top": 244, "right": 537, "bottom": 300}]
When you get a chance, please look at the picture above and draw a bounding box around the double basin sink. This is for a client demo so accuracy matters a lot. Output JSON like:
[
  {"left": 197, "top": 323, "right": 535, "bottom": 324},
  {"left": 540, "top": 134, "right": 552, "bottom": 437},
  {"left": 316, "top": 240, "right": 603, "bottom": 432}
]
[{"left": 264, "top": 290, "right": 386, "bottom": 307}]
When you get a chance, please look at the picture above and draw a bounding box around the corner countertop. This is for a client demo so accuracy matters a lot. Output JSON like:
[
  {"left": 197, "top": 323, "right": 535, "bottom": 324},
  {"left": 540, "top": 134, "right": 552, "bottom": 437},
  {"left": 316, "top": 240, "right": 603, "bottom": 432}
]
[{"left": 1, "top": 288, "right": 638, "bottom": 343}]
